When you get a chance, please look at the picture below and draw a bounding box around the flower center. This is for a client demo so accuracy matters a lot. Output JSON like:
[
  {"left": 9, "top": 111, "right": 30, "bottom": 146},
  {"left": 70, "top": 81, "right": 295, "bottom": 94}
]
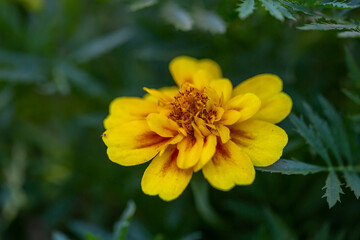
[{"left": 169, "top": 86, "right": 216, "bottom": 135}]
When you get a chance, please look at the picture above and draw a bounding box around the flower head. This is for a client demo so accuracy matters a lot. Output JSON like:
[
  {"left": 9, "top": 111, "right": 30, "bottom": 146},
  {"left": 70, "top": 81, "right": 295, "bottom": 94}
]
[{"left": 102, "top": 56, "right": 292, "bottom": 201}]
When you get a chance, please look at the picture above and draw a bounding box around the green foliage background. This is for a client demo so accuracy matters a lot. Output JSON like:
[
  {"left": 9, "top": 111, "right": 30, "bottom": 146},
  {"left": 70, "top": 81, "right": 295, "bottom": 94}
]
[{"left": 1, "top": 0, "right": 360, "bottom": 239}]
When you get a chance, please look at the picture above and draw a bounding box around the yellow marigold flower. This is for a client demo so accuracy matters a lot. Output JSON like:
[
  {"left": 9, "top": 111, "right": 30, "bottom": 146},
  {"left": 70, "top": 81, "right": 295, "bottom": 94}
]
[{"left": 102, "top": 56, "right": 292, "bottom": 201}]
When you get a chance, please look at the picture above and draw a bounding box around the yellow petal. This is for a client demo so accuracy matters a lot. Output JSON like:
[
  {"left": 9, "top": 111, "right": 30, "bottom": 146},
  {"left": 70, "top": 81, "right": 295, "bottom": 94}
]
[
  {"left": 220, "top": 110, "right": 242, "bottom": 126},
  {"left": 225, "top": 93, "right": 261, "bottom": 123},
  {"left": 143, "top": 87, "right": 174, "bottom": 103},
  {"left": 104, "top": 97, "right": 157, "bottom": 129},
  {"left": 232, "top": 74, "right": 282, "bottom": 100},
  {"left": 192, "top": 69, "right": 212, "bottom": 89},
  {"left": 141, "top": 146, "right": 193, "bottom": 201},
  {"left": 194, "top": 117, "right": 212, "bottom": 136},
  {"left": 216, "top": 124, "right": 230, "bottom": 143},
  {"left": 144, "top": 86, "right": 179, "bottom": 102},
  {"left": 194, "top": 134, "right": 217, "bottom": 172},
  {"left": 198, "top": 59, "right": 222, "bottom": 79},
  {"left": 146, "top": 113, "right": 179, "bottom": 138},
  {"left": 177, "top": 134, "right": 204, "bottom": 169},
  {"left": 169, "top": 56, "right": 199, "bottom": 86},
  {"left": 206, "top": 87, "right": 220, "bottom": 104},
  {"left": 230, "top": 120, "right": 288, "bottom": 166},
  {"left": 252, "top": 92, "right": 292, "bottom": 124},
  {"left": 202, "top": 140, "right": 255, "bottom": 190},
  {"left": 103, "top": 120, "right": 168, "bottom": 166},
  {"left": 209, "top": 78, "right": 233, "bottom": 104},
  {"left": 169, "top": 56, "right": 222, "bottom": 87}
]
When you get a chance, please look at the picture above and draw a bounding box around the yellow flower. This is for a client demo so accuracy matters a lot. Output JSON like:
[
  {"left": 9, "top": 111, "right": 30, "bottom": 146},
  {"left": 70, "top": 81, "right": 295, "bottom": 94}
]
[{"left": 102, "top": 56, "right": 292, "bottom": 201}]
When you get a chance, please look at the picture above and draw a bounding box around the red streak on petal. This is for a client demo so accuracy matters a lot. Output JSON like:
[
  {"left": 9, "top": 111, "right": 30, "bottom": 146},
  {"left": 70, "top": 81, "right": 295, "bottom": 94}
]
[
  {"left": 214, "top": 141, "right": 231, "bottom": 163},
  {"left": 135, "top": 131, "right": 168, "bottom": 149},
  {"left": 231, "top": 129, "right": 254, "bottom": 147},
  {"left": 160, "top": 149, "right": 178, "bottom": 176}
]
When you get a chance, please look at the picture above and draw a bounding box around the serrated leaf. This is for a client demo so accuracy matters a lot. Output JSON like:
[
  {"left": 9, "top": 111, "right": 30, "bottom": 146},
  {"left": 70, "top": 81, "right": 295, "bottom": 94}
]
[
  {"left": 161, "top": 2, "right": 193, "bottom": 31},
  {"left": 237, "top": 0, "right": 256, "bottom": 20},
  {"left": 290, "top": 114, "right": 332, "bottom": 166},
  {"left": 280, "top": 0, "right": 315, "bottom": 15},
  {"left": 71, "top": 28, "right": 134, "bottom": 63},
  {"left": 322, "top": 170, "right": 343, "bottom": 208},
  {"left": 303, "top": 103, "right": 342, "bottom": 165},
  {"left": 342, "top": 89, "right": 360, "bottom": 104},
  {"left": 256, "top": 159, "right": 326, "bottom": 175},
  {"left": 319, "top": 96, "right": 353, "bottom": 164},
  {"left": 315, "top": 1, "right": 360, "bottom": 9},
  {"left": 273, "top": 1, "right": 296, "bottom": 20},
  {"left": 193, "top": 9, "right": 226, "bottom": 34},
  {"left": 298, "top": 23, "right": 358, "bottom": 31},
  {"left": 260, "top": 0, "right": 284, "bottom": 21},
  {"left": 338, "top": 31, "right": 360, "bottom": 38},
  {"left": 344, "top": 172, "right": 360, "bottom": 199},
  {"left": 278, "top": 5, "right": 296, "bottom": 20},
  {"left": 113, "top": 200, "right": 136, "bottom": 240},
  {"left": 344, "top": 47, "right": 360, "bottom": 87}
]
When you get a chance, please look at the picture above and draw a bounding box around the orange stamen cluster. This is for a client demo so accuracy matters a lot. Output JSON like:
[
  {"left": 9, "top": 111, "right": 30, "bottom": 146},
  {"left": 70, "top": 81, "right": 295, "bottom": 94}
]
[{"left": 169, "top": 86, "right": 215, "bottom": 136}]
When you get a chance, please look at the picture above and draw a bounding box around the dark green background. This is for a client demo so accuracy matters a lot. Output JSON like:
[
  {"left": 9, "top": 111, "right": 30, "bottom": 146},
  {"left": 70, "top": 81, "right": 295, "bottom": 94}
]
[{"left": 0, "top": 0, "right": 359, "bottom": 239}]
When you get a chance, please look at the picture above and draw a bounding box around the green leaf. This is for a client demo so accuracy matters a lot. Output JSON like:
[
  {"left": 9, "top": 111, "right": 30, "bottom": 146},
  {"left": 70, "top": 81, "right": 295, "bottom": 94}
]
[
  {"left": 69, "top": 221, "right": 111, "bottom": 240},
  {"left": 338, "top": 31, "right": 360, "bottom": 38},
  {"left": 256, "top": 159, "right": 326, "bottom": 175},
  {"left": 344, "top": 47, "right": 360, "bottom": 87},
  {"left": 260, "top": 0, "right": 284, "bottom": 21},
  {"left": 57, "top": 62, "right": 105, "bottom": 97},
  {"left": 312, "top": 223, "right": 330, "bottom": 240},
  {"left": 264, "top": 208, "right": 296, "bottom": 240},
  {"left": 224, "top": 200, "right": 264, "bottom": 221},
  {"left": 193, "top": 9, "right": 226, "bottom": 34},
  {"left": 290, "top": 114, "right": 332, "bottom": 166},
  {"left": 273, "top": 1, "right": 296, "bottom": 20},
  {"left": 190, "top": 174, "right": 225, "bottom": 228},
  {"left": 52, "top": 231, "right": 71, "bottom": 240},
  {"left": 314, "top": 1, "right": 360, "bottom": 9},
  {"left": 280, "top": 0, "right": 315, "bottom": 15},
  {"left": 85, "top": 232, "right": 102, "bottom": 240},
  {"left": 319, "top": 96, "right": 353, "bottom": 164},
  {"left": 129, "top": 0, "right": 158, "bottom": 12},
  {"left": 113, "top": 200, "right": 136, "bottom": 240},
  {"left": 303, "top": 102, "right": 343, "bottom": 165},
  {"left": 161, "top": 2, "right": 193, "bottom": 31},
  {"left": 322, "top": 170, "right": 343, "bottom": 208},
  {"left": 342, "top": 89, "right": 360, "bottom": 104},
  {"left": 237, "top": 0, "right": 256, "bottom": 20},
  {"left": 0, "top": 49, "right": 42, "bottom": 67},
  {"left": 179, "top": 232, "right": 203, "bottom": 240},
  {"left": 343, "top": 172, "right": 360, "bottom": 199},
  {"left": 298, "top": 23, "right": 358, "bottom": 31},
  {"left": 350, "top": 114, "right": 360, "bottom": 122},
  {"left": 0, "top": 68, "right": 45, "bottom": 83},
  {"left": 0, "top": 87, "right": 12, "bottom": 110},
  {"left": 71, "top": 28, "right": 134, "bottom": 63}
]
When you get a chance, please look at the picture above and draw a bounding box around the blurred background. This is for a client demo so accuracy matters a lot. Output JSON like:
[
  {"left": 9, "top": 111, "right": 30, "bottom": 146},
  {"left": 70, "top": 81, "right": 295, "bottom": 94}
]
[{"left": 0, "top": 0, "right": 359, "bottom": 239}]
